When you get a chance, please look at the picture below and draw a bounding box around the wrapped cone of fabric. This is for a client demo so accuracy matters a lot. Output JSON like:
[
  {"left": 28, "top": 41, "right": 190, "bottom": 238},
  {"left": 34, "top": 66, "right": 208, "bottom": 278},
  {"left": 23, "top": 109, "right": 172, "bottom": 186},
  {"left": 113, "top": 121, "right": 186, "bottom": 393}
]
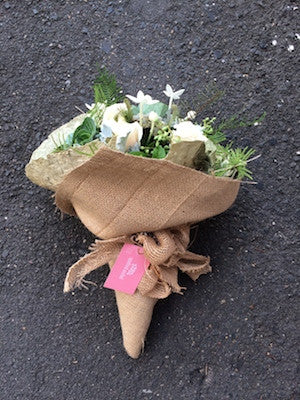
[
  {"left": 115, "top": 290, "right": 158, "bottom": 359},
  {"left": 55, "top": 146, "right": 240, "bottom": 358},
  {"left": 62, "top": 226, "right": 212, "bottom": 358}
]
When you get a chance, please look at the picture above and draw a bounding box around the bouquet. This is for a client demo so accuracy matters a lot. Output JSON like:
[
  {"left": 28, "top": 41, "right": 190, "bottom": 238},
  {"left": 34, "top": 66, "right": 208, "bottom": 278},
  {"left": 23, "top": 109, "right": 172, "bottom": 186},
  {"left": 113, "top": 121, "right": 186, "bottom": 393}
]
[{"left": 26, "top": 69, "right": 263, "bottom": 358}]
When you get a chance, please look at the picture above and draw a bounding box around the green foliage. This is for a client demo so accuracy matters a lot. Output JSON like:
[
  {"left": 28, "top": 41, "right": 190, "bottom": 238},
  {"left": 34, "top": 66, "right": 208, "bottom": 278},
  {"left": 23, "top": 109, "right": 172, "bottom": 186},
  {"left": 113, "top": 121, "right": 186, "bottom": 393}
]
[
  {"left": 216, "top": 111, "right": 266, "bottom": 132},
  {"left": 53, "top": 117, "right": 98, "bottom": 153},
  {"left": 73, "top": 117, "right": 97, "bottom": 145},
  {"left": 122, "top": 98, "right": 134, "bottom": 122},
  {"left": 132, "top": 102, "right": 168, "bottom": 118},
  {"left": 93, "top": 67, "right": 124, "bottom": 106},
  {"left": 152, "top": 145, "right": 166, "bottom": 159},
  {"left": 73, "top": 141, "right": 100, "bottom": 157},
  {"left": 202, "top": 117, "right": 226, "bottom": 144},
  {"left": 212, "top": 144, "right": 256, "bottom": 180},
  {"left": 129, "top": 126, "right": 171, "bottom": 159}
]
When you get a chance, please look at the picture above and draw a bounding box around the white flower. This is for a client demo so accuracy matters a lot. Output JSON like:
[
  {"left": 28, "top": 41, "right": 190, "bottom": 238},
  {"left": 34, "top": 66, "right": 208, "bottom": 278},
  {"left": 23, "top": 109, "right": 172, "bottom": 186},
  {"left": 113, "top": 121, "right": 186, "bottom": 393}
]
[
  {"left": 100, "top": 103, "right": 127, "bottom": 140},
  {"left": 148, "top": 111, "right": 161, "bottom": 122},
  {"left": 102, "top": 103, "right": 126, "bottom": 122},
  {"left": 100, "top": 103, "right": 143, "bottom": 152},
  {"left": 85, "top": 103, "right": 95, "bottom": 110},
  {"left": 126, "top": 90, "right": 159, "bottom": 105},
  {"left": 186, "top": 110, "right": 197, "bottom": 120},
  {"left": 163, "top": 84, "right": 185, "bottom": 101},
  {"left": 172, "top": 121, "right": 207, "bottom": 142},
  {"left": 172, "top": 121, "right": 216, "bottom": 154},
  {"left": 115, "top": 122, "right": 143, "bottom": 152}
]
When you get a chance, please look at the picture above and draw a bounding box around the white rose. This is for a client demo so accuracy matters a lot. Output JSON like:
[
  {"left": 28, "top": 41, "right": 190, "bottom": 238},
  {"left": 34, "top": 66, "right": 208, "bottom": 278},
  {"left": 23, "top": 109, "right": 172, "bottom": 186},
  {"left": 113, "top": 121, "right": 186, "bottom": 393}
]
[
  {"left": 172, "top": 121, "right": 208, "bottom": 143},
  {"left": 172, "top": 121, "right": 217, "bottom": 154}
]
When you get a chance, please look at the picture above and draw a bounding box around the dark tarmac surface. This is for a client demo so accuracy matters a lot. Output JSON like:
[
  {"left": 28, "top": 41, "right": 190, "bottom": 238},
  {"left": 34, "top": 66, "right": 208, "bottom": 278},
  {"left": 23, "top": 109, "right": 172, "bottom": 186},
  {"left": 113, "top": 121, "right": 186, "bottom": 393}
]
[{"left": 1, "top": 1, "right": 299, "bottom": 399}]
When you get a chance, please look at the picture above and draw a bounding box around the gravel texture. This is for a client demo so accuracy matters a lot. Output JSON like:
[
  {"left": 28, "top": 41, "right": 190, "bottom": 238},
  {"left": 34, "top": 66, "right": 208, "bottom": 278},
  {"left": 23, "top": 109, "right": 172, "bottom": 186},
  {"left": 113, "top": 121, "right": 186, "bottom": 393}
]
[{"left": 1, "top": 1, "right": 299, "bottom": 399}]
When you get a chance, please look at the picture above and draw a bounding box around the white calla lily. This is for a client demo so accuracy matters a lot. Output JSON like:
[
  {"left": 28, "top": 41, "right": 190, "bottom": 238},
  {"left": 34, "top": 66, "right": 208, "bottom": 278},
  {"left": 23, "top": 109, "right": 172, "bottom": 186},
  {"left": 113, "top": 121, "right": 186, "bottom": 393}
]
[
  {"left": 102, "top": 103, "right": 127, "bottom": 122},
  {"left": 115, "top": 122, "right": 143, "bottom": 152},
  {"left": 100, "top": 103, "right": 143, "bottom": 152}
]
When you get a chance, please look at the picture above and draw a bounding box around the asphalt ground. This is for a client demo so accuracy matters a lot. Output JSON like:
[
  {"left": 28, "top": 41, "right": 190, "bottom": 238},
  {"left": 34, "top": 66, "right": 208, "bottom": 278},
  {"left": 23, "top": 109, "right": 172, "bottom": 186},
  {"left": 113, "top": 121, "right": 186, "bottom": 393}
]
[{"left": 1, "top": 1, "right": 299, "bottom": 399}]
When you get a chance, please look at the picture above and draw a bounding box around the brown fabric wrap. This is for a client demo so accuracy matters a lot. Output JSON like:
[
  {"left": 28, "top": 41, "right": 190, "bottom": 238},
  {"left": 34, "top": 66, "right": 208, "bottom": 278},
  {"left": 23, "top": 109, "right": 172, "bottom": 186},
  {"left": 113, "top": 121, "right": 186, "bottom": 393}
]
[
  {"left": 63, "top": 225, "right": 211, "bottom": 298},
  {"left": 55, "top": 146, "right": 240, "bottom": 358},
  {"left": 63, "top": 225, "right": 211, "bottom": 359},
  {"left": 55, "top": 146, "right": 240, "bottom": 239}
]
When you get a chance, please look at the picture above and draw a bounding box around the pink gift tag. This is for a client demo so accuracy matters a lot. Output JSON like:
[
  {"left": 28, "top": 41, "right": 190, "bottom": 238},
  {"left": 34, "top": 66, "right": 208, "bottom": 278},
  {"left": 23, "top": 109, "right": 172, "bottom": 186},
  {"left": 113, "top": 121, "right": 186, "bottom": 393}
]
[{"left": 104, "top": 244, "right": 150, "bottom": 295}]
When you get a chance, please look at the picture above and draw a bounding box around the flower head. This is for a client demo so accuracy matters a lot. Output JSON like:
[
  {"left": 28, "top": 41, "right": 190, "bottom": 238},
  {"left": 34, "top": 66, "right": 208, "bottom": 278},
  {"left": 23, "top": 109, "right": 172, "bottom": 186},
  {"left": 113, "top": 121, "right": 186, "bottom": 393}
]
[
  {"left": 186, "top": 110, "right": 197, "bottom": 120},
  {"left": 172, "top": 121, "right": 207, "bottom": 143},
  {"left": 100, "top": 103, "right": 143, "bottom": 152},
  {"left": 148, "top": 111, "right": 161, "bottom": 122},
  {"left": 85, "top": 103, "right": 95, "bottom": 110},
  {"left": 126, "top": 90, "right": 158, "bottom": 105},
  {"left": 172, "top": 121, "right": 217, "bottom": 154},
  {"left": 163, "top": 84, "right": 185, "bottom": 101}
]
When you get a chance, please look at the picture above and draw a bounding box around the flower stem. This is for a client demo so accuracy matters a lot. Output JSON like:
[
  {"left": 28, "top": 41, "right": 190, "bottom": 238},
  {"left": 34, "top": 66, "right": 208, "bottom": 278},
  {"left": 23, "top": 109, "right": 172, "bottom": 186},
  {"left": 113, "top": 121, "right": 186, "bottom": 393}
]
[
  {"left": 167, "top": 97, "right": 173, "bottom": 123},
  {"left": 147, "top": 121, "right": 155, "bottom": 144},
  {"left": 139, "top": 102, "right": 144, "bottom": 125}
]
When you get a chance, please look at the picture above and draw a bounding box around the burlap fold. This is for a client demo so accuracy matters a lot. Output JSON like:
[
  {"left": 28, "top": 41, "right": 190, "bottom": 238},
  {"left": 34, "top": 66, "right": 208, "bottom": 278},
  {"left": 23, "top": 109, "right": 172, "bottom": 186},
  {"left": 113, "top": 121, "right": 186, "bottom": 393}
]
[
  {"left": 55, "top": 146, "right": 240, "bottom": 239},
  {"left": 55, "top": 146, "right": 240, "bottom": 358},
  {"left": 63, "top": 225, "right": 211, "bottom": 358}
]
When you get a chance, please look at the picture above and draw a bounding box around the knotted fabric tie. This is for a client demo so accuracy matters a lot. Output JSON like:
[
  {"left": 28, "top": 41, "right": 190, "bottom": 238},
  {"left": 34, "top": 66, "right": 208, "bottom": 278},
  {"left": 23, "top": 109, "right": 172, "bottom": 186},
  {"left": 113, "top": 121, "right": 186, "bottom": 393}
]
[{"left": 63, "top": 225, "right": 211, "bottom": 299}]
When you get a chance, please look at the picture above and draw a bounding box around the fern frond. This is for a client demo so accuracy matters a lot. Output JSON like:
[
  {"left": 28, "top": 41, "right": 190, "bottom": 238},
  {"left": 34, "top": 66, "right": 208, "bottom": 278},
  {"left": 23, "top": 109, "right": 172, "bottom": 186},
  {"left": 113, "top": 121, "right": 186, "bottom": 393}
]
[{"left": 93, "top": 68, "right": 124, "bottom": 106}]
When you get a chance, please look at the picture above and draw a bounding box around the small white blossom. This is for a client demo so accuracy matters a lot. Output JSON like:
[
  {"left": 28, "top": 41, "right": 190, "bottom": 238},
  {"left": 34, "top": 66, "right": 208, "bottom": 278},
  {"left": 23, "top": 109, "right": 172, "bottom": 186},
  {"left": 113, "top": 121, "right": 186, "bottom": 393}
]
[
  {"left": 163, "top": 84, "right": 185, "bottom": 111},
  {"left": 148, "top": 111, "right": 161, "bottom": 122},
  {"left": 163, "top": 84, "right": 185, "bottom": 100},
  {"left": 85, "top": 103, "right": 95, "bottom": 110},
  {"left": 186, "top": 110, "right": 197, "bottom": 120},
  {"left": 126, "top": 90, "right": 158, "bottom": 105}
]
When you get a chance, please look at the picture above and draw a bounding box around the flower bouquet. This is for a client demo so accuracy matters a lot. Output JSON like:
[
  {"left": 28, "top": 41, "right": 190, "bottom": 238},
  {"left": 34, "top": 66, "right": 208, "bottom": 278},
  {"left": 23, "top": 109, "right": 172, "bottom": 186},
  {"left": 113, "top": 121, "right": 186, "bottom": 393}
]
[{"left": 26, "top": 69, "right": 263, "bottom": 358}]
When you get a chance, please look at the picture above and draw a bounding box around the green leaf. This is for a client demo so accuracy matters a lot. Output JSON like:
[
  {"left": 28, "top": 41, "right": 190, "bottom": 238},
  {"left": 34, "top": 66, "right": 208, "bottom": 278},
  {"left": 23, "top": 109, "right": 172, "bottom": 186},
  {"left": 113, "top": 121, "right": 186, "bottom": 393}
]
[
  {"left": 152, "top": 145, "right": 166, "bottom": 159},
  {"left": 132, "top": 102, "right": 168, "bottom": 118},
  {"left": 144, "top": 102, "right": 168, "bottom": 117},
  {"left": 93, "top": 67, "right": 124, "bottom": 106},
  {"left": 131, "top": 105, "right": 139, "bottom": 115},
  {"left": 81, "top": 117, "right": 96, "bottom": 134},
  {"left": 73, "top": 117, "right": 97, "bottom": 145},
  {"left": 129, "top": 151, "right": 147, "bottom": 157}
]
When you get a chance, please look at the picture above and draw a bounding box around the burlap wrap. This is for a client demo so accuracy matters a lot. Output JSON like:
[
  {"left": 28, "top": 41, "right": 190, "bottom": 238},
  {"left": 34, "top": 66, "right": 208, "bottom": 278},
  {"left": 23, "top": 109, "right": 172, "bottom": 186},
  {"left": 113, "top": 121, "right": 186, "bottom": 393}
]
[{"left": 55, "top": 146, "right": 240, "bottom": 358}]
